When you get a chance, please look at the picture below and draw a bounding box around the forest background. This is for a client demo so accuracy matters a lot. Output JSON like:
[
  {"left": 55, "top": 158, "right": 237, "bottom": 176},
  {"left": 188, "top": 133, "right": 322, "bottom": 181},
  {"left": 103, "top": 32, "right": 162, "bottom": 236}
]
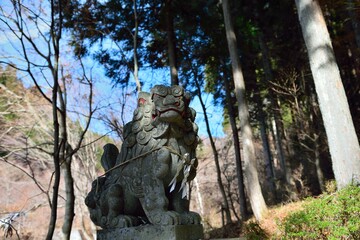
[{"left": 0, "top": 0, "right": 359, "bottom": 239}]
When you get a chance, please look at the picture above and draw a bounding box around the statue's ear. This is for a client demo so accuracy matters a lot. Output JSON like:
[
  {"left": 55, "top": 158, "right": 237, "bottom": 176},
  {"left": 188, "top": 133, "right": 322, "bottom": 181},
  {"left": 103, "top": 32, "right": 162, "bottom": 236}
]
[{"left": 138, "top": 92, "right": 151, "bottom": 106}]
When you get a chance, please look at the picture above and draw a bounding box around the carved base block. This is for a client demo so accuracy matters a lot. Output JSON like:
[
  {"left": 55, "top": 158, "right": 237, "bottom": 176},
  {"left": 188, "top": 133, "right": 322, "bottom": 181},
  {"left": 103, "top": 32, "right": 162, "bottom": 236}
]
[{"left": 97, "top": 224, "right": 204, "bottom": 240}]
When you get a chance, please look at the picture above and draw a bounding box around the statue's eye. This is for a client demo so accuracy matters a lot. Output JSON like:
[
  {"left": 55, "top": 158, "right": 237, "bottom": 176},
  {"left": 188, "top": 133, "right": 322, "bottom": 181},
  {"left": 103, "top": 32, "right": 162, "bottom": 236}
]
[
  {"left": 152, "top": 85, "right": 168, "bottom": 97},
  {"left": 171, "top": 86, "right": 183, "bottom": 97},
  {"left": 151, "top": 93, "right": 163, "bottom": 100}
]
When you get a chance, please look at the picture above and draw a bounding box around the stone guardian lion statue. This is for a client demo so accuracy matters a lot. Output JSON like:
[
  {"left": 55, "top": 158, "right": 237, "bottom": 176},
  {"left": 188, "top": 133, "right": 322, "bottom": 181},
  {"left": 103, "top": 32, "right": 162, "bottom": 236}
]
[{"left": 85, "top": 85, "right": 201, "bottom": 229}]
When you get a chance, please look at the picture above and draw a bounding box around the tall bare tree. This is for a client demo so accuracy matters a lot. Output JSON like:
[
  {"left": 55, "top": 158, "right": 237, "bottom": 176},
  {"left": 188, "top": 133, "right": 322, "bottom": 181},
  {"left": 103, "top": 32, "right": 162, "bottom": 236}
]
[
  {"left": 295, "top": 0, "right": 360, "bottom": 189},
  {"left": 0, "top": 1, "right": 95, "bottom": 239},
  {"left": 221, "top": 0, "right": 268, "bottom": 221}
]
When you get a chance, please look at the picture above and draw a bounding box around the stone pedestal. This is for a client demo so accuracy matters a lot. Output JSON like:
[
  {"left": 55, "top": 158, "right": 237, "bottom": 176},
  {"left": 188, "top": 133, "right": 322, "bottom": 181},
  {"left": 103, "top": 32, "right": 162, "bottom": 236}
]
[{"left": 97, "top": 224, "right": 204, "bottom": 240}]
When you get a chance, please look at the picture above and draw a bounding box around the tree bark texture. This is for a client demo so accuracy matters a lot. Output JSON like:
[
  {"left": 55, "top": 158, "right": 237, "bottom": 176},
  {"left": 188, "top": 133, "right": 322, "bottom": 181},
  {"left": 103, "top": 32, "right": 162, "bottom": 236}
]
[
  {"left": 221, "top": 0, "right": 268, "bottom": 221},
  {"left": 295, "top": 0, "right": 360, "bottom": 189},
  {"left": 62, "top": 159, "right": 75, "bottom": 240}
]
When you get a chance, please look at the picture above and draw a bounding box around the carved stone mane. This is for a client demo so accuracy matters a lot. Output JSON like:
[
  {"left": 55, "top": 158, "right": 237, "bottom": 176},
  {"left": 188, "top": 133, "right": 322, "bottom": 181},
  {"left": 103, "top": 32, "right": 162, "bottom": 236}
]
[{"left": 85, "top": 85, "right": 201, "bottom": 230}]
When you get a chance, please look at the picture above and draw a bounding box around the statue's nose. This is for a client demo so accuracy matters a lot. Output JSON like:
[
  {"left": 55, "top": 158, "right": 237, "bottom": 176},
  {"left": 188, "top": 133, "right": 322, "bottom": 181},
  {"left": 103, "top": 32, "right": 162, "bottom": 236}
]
[{"left": 163, "top": 95, "right": 179, "bottom": 106}]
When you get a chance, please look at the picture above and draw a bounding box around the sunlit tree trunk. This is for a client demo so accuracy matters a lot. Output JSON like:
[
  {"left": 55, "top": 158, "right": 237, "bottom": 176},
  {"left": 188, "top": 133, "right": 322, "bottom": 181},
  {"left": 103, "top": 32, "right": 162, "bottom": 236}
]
[
  {"left": 132, "top": 0, "right": 141, "bottom": 92},
  {"left": 295, "top": 0, "right": 360, "bottom": 189},
  {"left": 222, "top": 0, "right": 268, "bottom": 221}
]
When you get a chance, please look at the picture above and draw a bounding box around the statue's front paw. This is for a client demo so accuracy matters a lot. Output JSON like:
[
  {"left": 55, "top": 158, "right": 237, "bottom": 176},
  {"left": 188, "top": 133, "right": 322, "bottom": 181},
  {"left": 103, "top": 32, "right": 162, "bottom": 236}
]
[
  {"left": 111, "top": 215, "right": 140, "bottom": 228},
  {"left": 150, "top": 211, "right": 180, "bottom": 225},
  {"left": 100, "top": 215, "right": 140, "bottom": 229},
  {"left": 180, "top": 211, "right": 201, "bottom": 225}
]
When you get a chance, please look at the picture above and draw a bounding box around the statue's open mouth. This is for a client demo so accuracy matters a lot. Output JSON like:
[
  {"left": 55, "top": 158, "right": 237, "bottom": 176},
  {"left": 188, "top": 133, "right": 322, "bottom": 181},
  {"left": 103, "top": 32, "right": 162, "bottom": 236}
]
[{"left": 153, "top": 108, "right": 184, "bottom": 119}]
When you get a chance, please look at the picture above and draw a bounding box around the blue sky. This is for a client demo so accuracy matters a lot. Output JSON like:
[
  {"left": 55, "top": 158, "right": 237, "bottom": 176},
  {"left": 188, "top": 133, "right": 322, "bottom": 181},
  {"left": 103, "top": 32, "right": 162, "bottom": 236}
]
[
  {"left": 87, "top": 67, "right": 225, "bottom": 138},
  {"left": 0, "top": 0, "right": 225, "bottom": 139}
]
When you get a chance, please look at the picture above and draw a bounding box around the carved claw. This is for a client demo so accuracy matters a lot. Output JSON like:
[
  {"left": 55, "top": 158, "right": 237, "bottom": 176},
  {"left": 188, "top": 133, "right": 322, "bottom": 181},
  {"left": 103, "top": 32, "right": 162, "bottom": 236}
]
[
  {"left": 150, "top": 211, "right": 181, "bottom": 225},
  {"left": 100, "top": 215, "right": 140, "bottom": 229},
  {"left": 112, "top": 215, "right": 140, "bottom": 228},
  {"left": 180, "top": 211, "right": 201, "bottom": 225}
]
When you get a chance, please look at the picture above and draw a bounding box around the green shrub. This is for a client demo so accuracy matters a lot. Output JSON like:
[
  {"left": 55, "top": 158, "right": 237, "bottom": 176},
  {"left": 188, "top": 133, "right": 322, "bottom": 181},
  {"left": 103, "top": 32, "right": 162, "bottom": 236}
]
[{"left": 280, "top": 185, "right": 360, "bottom": 239}]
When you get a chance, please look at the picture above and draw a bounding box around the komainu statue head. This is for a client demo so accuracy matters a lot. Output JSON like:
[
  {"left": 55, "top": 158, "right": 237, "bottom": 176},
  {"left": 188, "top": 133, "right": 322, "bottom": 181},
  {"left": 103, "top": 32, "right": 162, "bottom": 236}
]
[{"left": 85, "top": 85, "right": 202, "bottom": 231}]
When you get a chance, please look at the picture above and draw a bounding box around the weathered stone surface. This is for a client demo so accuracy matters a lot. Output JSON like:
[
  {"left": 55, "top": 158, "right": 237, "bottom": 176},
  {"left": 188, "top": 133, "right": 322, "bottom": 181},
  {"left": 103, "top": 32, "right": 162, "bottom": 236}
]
[
  {"left": 97, "top": 224, "right": 204, "bottom": 240},
  {"left": 85, "top": 85, "right": 203, "bottom": 239}
]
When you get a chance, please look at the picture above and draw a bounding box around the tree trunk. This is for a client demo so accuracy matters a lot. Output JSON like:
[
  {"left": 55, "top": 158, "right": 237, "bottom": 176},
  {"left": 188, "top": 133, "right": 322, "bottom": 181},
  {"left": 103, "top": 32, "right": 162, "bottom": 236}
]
[
  {"left": 62, "top": 156, "right": 75, "bottom": 240},
  {"left": 307, "top": 73, "right": 326, "bottom": 193},
  {"left": 61, "top": 140, "right": 75, "bottom": 239},
  {"left": 221, "top": 0, "right": 268, "bottom": 221},
  {"left": 256, "top": 27, "right": 292, "bottom": 188},
  {"left": 132, "top": 0, "right": 141, "bottom": 92},
  {"left": 194, "top": 78, "right": 232, "bottom": 224},
  {"left": 194, "top": 177, "right": 204, "bottom": 216},
  {"left": 46, "top": 76, "right": 61, "bottom": 240},
  {"left": 347, "top": 0, "right": 360, "bottom": 49},
  {"left": 46, "top": 1, "right": 63, "bottom": 236},
  {"left": 295, "top": 0, "right": 360, "bottom": 189},
  {"left": 57, "top": 68, "right": 75, "bottom": 240},
  {"left": 165, "top": 0, "right": 179, "bottom": 85},
  {"left": 223, "top": 68, "right": 248, "bottom": 220},
  {"left": 254, "top": 88, "right": 277, "bottom": 201}
]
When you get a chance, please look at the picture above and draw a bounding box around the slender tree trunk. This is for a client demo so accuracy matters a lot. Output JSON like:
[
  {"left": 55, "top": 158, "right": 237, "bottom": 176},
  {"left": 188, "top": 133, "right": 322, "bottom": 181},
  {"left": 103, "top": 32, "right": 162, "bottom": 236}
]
[
  {"left": 313, "top": 132, "right": 325, "bottom": 192},
  {"left": 61, "top": 140, "right": 75, "bottom": 240},
  {"left": 295, "top": 0, "right": 360, "bottom": 189},
  {"left": 46, "top": 75, "right": 61, "bottom": 240},
  {"left": 194, "top": 177, "right": 204, "bottom": 216},
  {"left": 254, "top": 88, "right": 277, "bottom": 201},
  {"left": 57, "top": 68, "right": 75, "bottom": 240},
  {"left": 62, "top": 156, "right": 75, "bottom": 240},
  {"left": 256, "top": 26, "right": 291, "bottom": 187},
  {"left": 194, "top": 78, "right": 232, "bottom": 224},
  {"left": 223, "top": 68, "right": 248, "bottom": 220},
  {"left": 270, "top": 98, "right": 289, "bottom": 183},
  {"left": 306, "top": 73, "right": 325, "bottom": 193},
  {"left": 221, "top": 0, "right": 268, "bottom": 221},
  {"left": 46, "top": 1, "right": 63, "bottom": 238},
  {"left": 347, "top": 0, "right": 360, "bottom": 49},
  {"left": 165, "top": 0, "right": 179, "bottom": 85},
  {"left": 132, "top": 0, "right": 141, "bottom": 92},
  {"left": 259, "top": 113, "right": 276, "bottom": 194}
]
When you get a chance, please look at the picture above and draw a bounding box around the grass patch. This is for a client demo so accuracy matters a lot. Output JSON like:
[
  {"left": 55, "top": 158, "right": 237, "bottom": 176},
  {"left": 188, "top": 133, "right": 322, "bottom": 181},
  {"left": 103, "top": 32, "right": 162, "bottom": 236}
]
[{"left": 280, "top": 185, "right": 360, "bottom": 239}]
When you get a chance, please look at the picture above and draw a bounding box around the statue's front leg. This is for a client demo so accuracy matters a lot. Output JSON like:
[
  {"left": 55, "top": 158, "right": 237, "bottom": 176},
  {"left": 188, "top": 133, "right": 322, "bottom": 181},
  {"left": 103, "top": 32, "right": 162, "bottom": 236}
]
[
  {"left": 139, "top": 149, "right": 181, "bottom": 225},
  {"left": 139, "top": 175, "right": 181, "bottom": 225},
  {"left": 170, "top": 184, "right": 202, "bottom": 225}
]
